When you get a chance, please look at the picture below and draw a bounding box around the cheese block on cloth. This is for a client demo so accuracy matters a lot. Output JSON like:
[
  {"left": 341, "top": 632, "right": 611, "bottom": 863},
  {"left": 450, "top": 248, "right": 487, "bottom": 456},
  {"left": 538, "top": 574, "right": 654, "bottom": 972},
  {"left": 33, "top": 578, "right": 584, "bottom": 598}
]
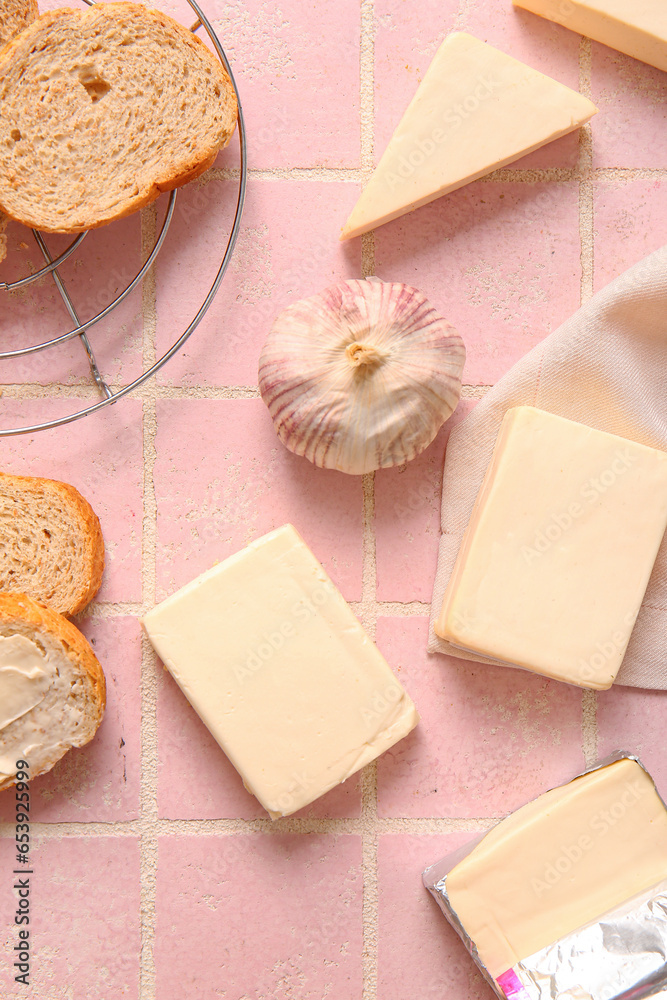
[
  {"left": 514, "top": 0, "right": 667, "bottom": 75},
  {"left": 441, "top": 758, "right": 667, "bottom": 979},
  {"left": 340, "top": 32, "right": 597, "bottom": 240},
  {"left": 435, "top": 407, "right": 667, "bottom": 689},
  {"left": 142, "top": 525, "right": 418, "bottom": 818}
]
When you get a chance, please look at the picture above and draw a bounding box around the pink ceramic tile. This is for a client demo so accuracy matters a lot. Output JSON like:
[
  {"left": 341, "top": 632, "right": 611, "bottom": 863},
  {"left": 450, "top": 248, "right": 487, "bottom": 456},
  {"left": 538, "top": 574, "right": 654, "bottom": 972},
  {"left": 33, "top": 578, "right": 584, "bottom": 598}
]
[
  {"left": 156, "top": 658, "right": 361, "bottom": 820},
  {"left": 597, "top": 686, "right": 667, "bottom": 792},
  {"left": 375, "top": 179, "right": 581, "bottom": 385},
  {"left": 155, "top": 833, "right": 363, "bottom": 999},
  {"left": 0, "top": 618, "right": 141, "bottom": 824},
  {"left": 0, "top": 835, "right": 140, "bottom": 997},
  {"left": 375, "top": 400, "right": 475, "bottom": 603},
  {"left": 155, "top": 178, "right": 361, "bottom": 387},
  {"left": 591, "top": 45, "right": 667, "bottom": 168},
  {"left": 153, "top": 397, "right": 363, "bottom": 599},
  {"left": 158, "top": 0, "right": 361, "bottom": 168},
  {"left": 1, "top": 214, "right": 143, "bottom": 387},
  {"left": 374, "top": 0, "right": 584, "bottom": 172},
  {"left": 594, "top": 178, "right": 667, "bottom": 292},
  {"left": 375, "top": 617, "right": 584, "bottom": 818},
  {"left": 378, "top": 833, "right": 495, "bottom": 1000},
  {"left": 0, "top": 398, "right": 144, "bottom": 602}
]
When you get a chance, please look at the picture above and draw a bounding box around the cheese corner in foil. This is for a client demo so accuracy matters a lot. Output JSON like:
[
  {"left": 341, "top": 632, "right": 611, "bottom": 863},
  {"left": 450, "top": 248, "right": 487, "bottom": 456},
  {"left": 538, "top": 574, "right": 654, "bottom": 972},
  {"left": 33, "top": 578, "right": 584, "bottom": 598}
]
[{"left": 423, "top": 753, "right": 667, "bottom": 1000}]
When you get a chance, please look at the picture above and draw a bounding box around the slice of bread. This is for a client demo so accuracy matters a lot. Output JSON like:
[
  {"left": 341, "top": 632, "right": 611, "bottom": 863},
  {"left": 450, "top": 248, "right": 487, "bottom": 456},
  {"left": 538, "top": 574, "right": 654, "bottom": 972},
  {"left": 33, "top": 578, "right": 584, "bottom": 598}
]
[
  {"left": 0, "top": 592, "right": 105, "bottom": 791},
  {"left": 0, "top": 0, "right": 37, "bottom": 49},
  {"left": 0, "top": 472, "right": 105, "bottom": 616},
  {"left": 0, "top": 0, "right": 36, "bottom": 259},
  {"left": 0, "top": 2, "right": 238, "bottom": 233}
]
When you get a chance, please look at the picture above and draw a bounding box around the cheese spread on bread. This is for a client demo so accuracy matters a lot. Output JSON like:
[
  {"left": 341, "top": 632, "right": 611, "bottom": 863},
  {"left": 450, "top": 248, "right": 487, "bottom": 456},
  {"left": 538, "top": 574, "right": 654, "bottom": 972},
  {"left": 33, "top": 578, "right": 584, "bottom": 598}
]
[
  {"left": 0, "top": 595, "right": 106, "bottom": 790},
  {"left": 0, "top": 635, "right": 54, "bottom": 730},
  {"left": 0, "top": 634, "right": 83, "bottom": 780}
]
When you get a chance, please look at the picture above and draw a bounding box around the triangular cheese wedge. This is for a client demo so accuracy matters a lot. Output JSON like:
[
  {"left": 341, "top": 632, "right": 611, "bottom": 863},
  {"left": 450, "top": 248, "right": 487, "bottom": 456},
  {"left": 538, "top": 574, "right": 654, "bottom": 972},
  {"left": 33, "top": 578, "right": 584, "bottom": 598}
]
[
  {"left": 514, "top": 0, "right": 667, "bottom": 73},
  {"left": 341, "top": 32, "right": 597, "bottom": 241}
]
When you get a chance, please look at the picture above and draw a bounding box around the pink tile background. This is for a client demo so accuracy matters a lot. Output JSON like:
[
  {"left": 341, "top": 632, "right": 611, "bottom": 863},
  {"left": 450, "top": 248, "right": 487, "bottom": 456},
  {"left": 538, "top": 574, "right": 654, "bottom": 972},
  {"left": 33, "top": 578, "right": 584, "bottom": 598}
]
[
  {"left": 153, "top": 397, "right": 363, "bottom": 599},
  {"left": 0, "top": 399, "right": 144, "bottom": 602},
  {"left": 375, "top": 180, "right": 581, "bottom": 385},
  {"left": 0, "top": 617, "right": 141, "bottom": 824},
  {"left": 0, "top": 216, "right": 143, "bottom": 387},
  {"left": 154, "top": 178, "right": 362, "bottom": 387},
  {"left": 375, "top": 618, "right": 585, "bottom": 818},
  {"left": 594, "top": 177, "right": 667, "bottom": 291},
  {"left": 0, "top": 0, "right": 663, "bottom": 995},
  {"left": 155, "top": 834, "right": 363, "bottom": 999},
  {"left": 591, "top": 46, "right": 667, "bottom": 168},
  {"left": 0, "top": 836, "right": 140, "bottom": 998},
  {"left": 375, "top": 400, "right": 475, "bottom": 603},
  {"left": 378, "top": 833, "right": 495, "bottom": 1000}
]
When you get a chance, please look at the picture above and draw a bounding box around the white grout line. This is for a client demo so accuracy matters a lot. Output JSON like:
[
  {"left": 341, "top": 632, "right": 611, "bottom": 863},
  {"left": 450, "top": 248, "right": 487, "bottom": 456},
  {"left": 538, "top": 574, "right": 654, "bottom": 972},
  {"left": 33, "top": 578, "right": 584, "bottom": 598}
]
[
  {"left": 577, "top": 36, "right": 598, "bottom": 778},
  {"left": 206, "top": 165, "right": 667, "bottom": 184},
  {"left": 582, "top": 690, "right": 599, "bottom": 765},
  {"left": 0, "top": 815, "right": 500, "bottom": 838},
  {"left": 578, "top": 37, "right": 595, "bottom": 306},
  {"left": 358, "top": 1, "right": 381, "bottom": 994},
  {"left": 138, "top": 238, "right": 160, "bottom": 997}
]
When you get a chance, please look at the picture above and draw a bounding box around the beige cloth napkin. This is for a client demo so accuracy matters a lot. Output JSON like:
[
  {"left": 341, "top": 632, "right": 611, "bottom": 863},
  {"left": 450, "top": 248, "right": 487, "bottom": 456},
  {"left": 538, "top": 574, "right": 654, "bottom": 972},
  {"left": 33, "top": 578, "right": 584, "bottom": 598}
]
[{"left": 429, "top": 245, "right": 667, "bottom": 689}]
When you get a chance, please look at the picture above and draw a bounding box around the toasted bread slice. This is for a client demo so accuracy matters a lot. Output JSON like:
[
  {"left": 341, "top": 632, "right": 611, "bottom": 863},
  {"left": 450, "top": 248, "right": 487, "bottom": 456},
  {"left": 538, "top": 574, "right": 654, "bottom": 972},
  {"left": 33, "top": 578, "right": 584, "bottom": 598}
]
[
  {"left": 0, "top": 0, "right": 37, "bottom": 49},
  {"left": 0, "top": 472, "right": 104, "bottom": 615},
  {"left": 0, "top": 592, "right": 105, "bottom": 791},
  {"left": 0, "top": 2, "right": 238, "bottom": 233}
]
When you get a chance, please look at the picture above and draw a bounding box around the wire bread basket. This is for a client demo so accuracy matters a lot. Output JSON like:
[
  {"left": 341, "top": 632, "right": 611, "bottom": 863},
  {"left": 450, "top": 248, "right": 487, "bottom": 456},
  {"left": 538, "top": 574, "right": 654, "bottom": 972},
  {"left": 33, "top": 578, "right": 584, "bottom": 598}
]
[{"left": 0, "top": 0, "right": 247, "bottom": 436}]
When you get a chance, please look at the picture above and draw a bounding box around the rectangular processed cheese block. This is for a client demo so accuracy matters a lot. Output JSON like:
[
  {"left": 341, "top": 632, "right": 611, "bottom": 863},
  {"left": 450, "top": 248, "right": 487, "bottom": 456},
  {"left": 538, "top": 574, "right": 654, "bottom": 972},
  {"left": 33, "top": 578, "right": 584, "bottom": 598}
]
[
  {"left": 340, "top": 32, "right": 596, "bottom": 240},
  {"left": 435, "top": 407, "right": 667, "bottom": 689},
  {"left": 514, "top": 0, "right": 667, "bottom": 74},
  {"left": 424, "top": 758, "right": 667, "bottom": 981},
  {"left": 141, "top": 524, "right": 418, "bottom": 819}
]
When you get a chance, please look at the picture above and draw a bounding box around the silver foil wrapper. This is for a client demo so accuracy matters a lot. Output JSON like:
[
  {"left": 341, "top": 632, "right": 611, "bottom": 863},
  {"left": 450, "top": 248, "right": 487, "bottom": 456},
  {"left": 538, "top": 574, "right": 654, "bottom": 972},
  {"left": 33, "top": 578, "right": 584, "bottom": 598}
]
[
  {"left": 505, "top": 879, "right": 667, "bottom": 1000},
  {"left": 423, "top": 752, "right": 667, "bottom": 1000}
]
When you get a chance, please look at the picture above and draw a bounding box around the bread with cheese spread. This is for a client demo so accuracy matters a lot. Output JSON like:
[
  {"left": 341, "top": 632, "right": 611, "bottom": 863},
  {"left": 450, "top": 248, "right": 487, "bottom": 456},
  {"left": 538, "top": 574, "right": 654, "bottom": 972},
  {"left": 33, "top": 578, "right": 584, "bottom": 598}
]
[
  {"left": 0, "top": 2, "right": 238, "bottom": 233},
  {"left": 0, "top": 592, "right": 106, "bottom": 791},
  {"left": 0, "top": 0, "right": 37, "bottom": 49},
  {"left": 0, "top": 472, "right": 105, "bottom": 615}
]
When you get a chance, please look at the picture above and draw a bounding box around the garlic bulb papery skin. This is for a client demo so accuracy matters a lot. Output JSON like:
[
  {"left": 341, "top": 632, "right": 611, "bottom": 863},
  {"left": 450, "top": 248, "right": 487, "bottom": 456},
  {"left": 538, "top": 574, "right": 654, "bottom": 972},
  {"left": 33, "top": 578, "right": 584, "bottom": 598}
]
[{"left": 258, "top": 277, "right": 466, "bottom": 475}]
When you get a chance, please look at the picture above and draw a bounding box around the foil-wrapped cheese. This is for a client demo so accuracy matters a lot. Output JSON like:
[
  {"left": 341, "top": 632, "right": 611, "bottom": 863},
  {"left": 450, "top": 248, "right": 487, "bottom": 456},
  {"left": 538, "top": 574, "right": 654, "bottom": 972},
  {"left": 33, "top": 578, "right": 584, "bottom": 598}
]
[{"left": 423, "top": 755, "right": 667, "bottom": 1000}]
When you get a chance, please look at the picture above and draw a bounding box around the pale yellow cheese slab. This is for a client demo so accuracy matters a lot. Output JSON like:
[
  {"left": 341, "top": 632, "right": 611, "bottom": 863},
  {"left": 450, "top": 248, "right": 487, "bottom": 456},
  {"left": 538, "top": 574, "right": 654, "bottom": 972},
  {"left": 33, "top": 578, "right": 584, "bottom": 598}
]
[
  {"left": 340, "top": 32, "right": 597, "bottom": 240},
  {"left": 142, "top": 524, "right": 418, "bottom": 819},
  {"left": 435, "top": 407, "right": 667, "bottom": 689},
  {"left": 446, "top": 759, "right": 667, "bottom": 979},
  {"left": 514, "top": 0, "right": 667, "bottom": 74}
]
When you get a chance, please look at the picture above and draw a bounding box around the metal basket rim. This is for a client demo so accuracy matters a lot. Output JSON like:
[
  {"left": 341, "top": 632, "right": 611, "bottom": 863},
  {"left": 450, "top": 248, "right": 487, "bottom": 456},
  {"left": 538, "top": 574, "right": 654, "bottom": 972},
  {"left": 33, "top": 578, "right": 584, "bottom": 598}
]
[{"left": 0, "top": 0, "right": 247, "bottom": 436}]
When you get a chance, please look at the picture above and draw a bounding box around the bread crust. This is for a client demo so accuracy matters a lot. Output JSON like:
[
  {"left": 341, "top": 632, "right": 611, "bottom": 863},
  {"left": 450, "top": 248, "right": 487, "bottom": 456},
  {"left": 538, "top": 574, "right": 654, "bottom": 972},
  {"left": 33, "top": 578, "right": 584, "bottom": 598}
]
[
  {"left": 0, "top": 592, "right": 106, "bottom": 790},
  {"left": 0, "top": 0, "right": 37, "bottom": 50},
  {"left": 0, "top": 3, "right": 238, "bottom": 233},
  {"left": 0, "top": 471, "right": 105, "bottom": 616}
]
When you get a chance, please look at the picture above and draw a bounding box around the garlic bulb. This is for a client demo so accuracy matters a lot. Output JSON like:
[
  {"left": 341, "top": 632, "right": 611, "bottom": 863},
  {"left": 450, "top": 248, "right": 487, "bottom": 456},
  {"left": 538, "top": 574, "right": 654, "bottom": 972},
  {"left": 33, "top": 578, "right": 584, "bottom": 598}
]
[{"left": 258, "top": 277, "right": 466, "bottom": 475}]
